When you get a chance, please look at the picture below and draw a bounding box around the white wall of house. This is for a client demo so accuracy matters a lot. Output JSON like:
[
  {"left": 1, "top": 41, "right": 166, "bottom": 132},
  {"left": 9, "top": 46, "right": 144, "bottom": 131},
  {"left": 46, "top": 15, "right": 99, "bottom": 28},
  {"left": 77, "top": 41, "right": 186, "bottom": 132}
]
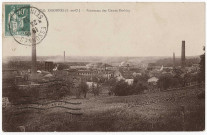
[
  {"left": 147, "top": 77, "right": 159, "bottom": 85},
  {"left": 125, "top": 79, "right": 134, "bottom": 85},
  {"left": 133, "top": 72, "right": 142, "bottom": 77},
  {"left": 86, "top": 82, "right": 98, "bottom": 89}
]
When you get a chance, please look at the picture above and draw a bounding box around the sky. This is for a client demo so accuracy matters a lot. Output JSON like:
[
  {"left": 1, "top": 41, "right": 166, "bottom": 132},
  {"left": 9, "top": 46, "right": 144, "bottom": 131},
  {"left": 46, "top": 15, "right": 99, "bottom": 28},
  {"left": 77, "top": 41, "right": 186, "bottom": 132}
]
[{"left": 2, "top": 2, "right": 205, "bottom": 57}]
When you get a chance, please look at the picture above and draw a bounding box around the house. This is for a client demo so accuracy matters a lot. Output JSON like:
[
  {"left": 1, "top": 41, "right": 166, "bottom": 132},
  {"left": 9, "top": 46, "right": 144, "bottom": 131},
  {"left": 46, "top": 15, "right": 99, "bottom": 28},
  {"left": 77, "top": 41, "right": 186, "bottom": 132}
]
[
  {"left": 114, "top": 69, "right": 134, "bottom": 85},
  {"left": 119, "top": 61, "right": 134, "bottom": 67},
  {"left": 98, "top": 63, "right": 113, "bottom": 71},
  {"left": 149, "top": 70, "right": 160, "bottom": 78},
  {"left": 132, "top": 72, "right": 142, "bottom": 77},
  {"left": 77, "top": 70, "right": 98, "bottom": 76},
  {"left": 125, "top": 79, "right": 134, "bottom": 85},
  {"left": 98, "top": 71, "right": 114, "bottom": 80},
  {"left": 147, "top": 77, "right": 159, "bottom": 85},
  {"left": 45, "top": 61, "right": 54, "bottom": 72},
  {"left": 86, "top": 82, "right": 98, "bottom": 89},
  {"left": 86, "top": 63, "right": 112, "bottom": 70},
  {"left": 114, "top": 70, "right": 124, "bottom": 81}
]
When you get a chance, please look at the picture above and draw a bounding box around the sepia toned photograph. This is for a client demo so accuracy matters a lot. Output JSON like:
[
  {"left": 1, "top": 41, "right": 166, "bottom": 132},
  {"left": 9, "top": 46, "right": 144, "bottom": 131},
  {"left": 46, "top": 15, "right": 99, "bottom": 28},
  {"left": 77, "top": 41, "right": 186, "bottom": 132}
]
[{"left": 1, "top": 2, "right": 205, "bottom": 132}]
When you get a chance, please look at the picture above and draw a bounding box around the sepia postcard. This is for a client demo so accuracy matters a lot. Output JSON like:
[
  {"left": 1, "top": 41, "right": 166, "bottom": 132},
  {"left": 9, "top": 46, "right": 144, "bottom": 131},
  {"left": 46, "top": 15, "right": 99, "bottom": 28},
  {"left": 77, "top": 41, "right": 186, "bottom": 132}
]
[{"left": 1, "top": 2, "right": 205, "bottom": 132}]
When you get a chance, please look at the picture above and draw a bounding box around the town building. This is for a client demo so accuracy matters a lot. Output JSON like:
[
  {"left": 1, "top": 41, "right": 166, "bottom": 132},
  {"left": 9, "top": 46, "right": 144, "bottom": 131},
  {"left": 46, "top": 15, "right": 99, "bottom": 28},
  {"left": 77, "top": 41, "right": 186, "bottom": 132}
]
[{"left": 147, "top": 77, "right": 159, "bottom": 85}]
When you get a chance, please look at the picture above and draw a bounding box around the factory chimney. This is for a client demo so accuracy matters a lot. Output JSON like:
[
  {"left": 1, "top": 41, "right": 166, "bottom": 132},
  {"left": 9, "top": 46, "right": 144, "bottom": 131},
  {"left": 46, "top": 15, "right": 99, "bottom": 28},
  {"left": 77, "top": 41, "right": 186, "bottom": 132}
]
[
  {"left": 31, "top": 31, "right": 37, "bottom": 80},
  {"left": 181, "top": 40, "right": 185, "bottom": 68},
  {"left": 173, "top": 52, "right": 175, "bottom": 68},
  {"left": 64, "top": 51, "right": 65, "bottom": 63}
]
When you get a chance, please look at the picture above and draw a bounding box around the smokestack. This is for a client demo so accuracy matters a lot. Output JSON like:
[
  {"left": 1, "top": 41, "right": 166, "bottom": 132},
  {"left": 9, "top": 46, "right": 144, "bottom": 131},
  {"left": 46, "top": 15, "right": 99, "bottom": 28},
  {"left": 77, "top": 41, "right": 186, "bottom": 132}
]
[
  {"left": 173, "top": 52, "right": 175, "bottom": 68},
  {"left": 64, "top": 51, "right": 65, "bottom": 63},
  {"left": 31, "top": 31, "right": 37, "bottom": 79},
  {"left": 181, "top": 40, "right": 185, "bottom": 67}
]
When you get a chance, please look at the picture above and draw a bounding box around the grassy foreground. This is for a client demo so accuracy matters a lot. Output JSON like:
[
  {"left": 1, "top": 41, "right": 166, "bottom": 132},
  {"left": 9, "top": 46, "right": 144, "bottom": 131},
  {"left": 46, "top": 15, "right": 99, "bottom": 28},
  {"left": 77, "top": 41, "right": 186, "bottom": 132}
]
[{"left": 3, "top": 87, "right": 205, "bottom": 131}]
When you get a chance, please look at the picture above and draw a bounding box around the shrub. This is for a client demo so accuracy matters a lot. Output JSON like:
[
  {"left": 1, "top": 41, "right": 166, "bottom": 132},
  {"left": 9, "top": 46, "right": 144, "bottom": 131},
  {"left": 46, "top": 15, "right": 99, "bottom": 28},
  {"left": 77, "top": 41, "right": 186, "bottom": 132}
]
[
  {"left": 79, "top": 82, "right": 89, "bottom": 98},
  {"left": 6, "top": 84, "right": 40, "bottom": 104},
  {"left": 44, "top": 82, "right": 71, "bottom": 100},
  {"left": 112, "top": 80, "right": 131, "bottom": 96},
  {"left": 57, "top": 64, "right": 69, "bottom": 70},
  {"left": 111, "top": 75, "right": 148, "bottom": 96},
  {"left": 92, "top": 84, "right": 100, "bottom": 96},
  {"left": 131, "top": 82, "right": 147, "bottom": 94}
]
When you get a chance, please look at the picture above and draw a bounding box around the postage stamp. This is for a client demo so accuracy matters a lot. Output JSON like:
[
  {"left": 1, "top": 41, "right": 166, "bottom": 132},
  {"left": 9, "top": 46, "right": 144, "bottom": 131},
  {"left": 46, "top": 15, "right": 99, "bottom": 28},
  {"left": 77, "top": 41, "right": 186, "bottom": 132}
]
[
  {"left": 5, "top": 4, "right": 30, "bottom": 36},
  {"left": 5, "top": 4, "right": 49, "bottom": 46}
]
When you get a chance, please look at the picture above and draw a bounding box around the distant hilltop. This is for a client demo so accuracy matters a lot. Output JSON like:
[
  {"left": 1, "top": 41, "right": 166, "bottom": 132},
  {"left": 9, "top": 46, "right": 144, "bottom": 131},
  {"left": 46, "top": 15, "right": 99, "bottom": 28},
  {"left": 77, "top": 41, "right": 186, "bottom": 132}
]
[{"left": 3, "top": 55, "right": 200, "bottom": 66}]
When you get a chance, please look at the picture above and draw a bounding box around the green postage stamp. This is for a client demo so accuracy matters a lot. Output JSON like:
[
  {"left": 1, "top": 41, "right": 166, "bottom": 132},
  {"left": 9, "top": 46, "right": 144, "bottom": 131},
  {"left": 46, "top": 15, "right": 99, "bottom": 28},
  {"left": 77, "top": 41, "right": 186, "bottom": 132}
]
[
  {"left": 4, "top": 4, "right": 48, "bottom": 45},
  {"left": 5, "top": 4, "right": 30, "bottom": 36}
]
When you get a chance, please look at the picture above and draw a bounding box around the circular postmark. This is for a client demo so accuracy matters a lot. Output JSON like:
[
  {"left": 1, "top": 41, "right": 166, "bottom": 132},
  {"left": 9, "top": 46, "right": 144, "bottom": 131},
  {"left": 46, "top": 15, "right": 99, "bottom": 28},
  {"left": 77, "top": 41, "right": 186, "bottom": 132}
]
[{"left": 9, "top": 6, "right": 48, "bottom": 46}]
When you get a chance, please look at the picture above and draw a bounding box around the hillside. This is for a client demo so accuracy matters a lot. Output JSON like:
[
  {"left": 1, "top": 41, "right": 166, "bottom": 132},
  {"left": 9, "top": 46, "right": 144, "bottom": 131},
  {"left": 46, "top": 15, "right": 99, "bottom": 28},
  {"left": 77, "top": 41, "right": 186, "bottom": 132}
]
[
  {"left": 3, "top": 86, "right": 204, "bottom": 131},
  {"left": 3, "top": 55, "right": 200, "bottom": 66}
]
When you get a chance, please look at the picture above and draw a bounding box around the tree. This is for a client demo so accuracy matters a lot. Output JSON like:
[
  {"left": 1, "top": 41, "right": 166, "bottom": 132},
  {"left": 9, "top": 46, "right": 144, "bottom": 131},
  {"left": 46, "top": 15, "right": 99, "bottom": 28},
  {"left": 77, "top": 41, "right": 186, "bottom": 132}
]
[
  {"left": 183, "top": 73, "right": 191, "bottom": 86},
  {"left": 92, "top": 83, "right": 100, "bottom": 96},
  {"left": 198, "top": 46, "right": 205, "bottom": 83},
  {"left": 79, "top": 82, "right": 89, "bottom": 98},
  {"left": 112, "top": 80, "right": 131, "bottom": 96},
  {"left": 58, "top": 85, "right": 70, "bottom": 99},
  {"left": 173, "top": 68, "right": 183, "bottom": 78},
  {"left": 132, "top": 82, "right": 147, "bottom": 94},
  {"left": 133, "top": 74, "right": 148, "bottom": 85},
  {"left": 105, "top": 78, "right": 116, "bottom": 86},
  {"left": 57, "top": 64, "right": 69, "bottom": 70},
  {"left": 158, "top": 74, "right": 173, "bottom": 90},
  {"left": 132, "top": 75, "right": 148, "bottom": 94}
]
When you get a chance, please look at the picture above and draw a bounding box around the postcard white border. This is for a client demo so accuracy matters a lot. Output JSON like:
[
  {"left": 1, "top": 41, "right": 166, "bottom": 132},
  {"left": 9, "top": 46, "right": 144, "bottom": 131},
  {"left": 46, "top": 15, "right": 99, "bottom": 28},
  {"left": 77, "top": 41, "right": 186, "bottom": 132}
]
[{"left": 0, "top": 0, "right": 206, "bottom": 135}]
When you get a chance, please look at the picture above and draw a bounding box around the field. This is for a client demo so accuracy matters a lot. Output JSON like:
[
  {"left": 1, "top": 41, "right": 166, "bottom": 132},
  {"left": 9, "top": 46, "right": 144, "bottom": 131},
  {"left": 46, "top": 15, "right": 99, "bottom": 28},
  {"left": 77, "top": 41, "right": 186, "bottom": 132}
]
[{"left": 3, "top": 87, "right": 205, "bottom": 131}]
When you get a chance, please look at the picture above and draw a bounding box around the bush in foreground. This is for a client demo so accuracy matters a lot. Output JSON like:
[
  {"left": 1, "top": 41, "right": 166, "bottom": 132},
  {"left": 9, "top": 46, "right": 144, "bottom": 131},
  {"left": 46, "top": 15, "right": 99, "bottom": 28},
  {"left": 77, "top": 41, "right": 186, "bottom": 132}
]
[{"left": 111, "top": 79, "right": 146, "bottom": 96}]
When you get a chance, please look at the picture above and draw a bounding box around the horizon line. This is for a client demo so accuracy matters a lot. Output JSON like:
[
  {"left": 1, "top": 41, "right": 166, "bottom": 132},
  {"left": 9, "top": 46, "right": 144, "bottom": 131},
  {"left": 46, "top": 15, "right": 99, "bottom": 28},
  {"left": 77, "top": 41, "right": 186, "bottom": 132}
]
[{"left": 3, "top": 55, "right": 201, "bottom": 58}]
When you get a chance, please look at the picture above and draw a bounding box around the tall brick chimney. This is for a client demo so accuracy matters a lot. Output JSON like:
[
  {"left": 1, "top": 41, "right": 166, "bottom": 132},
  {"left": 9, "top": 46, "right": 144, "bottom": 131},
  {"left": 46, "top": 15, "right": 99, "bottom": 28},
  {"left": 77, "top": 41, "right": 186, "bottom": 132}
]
[
  {"left": 64, "top": 51, "right": 65, "bottom": 63},
  {"left": 173, "top": 52, "right": 175, "bottom": 68},
  {"left": 31, "top": 31, "right": 37, "bottom": 79},
  {"left": 181, "top": 40, "right": 185, "bottom": 67}
]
